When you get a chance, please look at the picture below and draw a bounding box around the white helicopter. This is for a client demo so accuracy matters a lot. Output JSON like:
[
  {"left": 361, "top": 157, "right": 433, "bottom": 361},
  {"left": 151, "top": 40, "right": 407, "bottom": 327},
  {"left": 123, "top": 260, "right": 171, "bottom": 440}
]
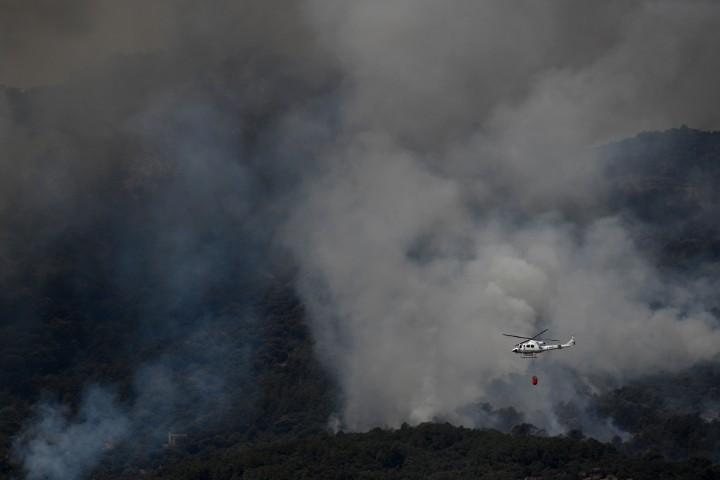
[{"left": 503, "top": 328, "right": 575, "bottom": 359}]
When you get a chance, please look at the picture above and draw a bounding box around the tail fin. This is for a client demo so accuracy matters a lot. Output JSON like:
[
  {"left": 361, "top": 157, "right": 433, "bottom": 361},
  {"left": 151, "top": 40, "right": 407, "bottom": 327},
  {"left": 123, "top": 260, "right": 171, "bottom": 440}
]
[{"left": 563, "top": 336, "right": 576, "bottom": 348}]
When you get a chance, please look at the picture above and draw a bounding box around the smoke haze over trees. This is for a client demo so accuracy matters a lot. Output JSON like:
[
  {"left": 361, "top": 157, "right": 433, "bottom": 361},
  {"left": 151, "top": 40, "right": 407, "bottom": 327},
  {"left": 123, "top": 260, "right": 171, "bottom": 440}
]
[{"left": 1, "top": 1, "right": 720, "bottom": 478}]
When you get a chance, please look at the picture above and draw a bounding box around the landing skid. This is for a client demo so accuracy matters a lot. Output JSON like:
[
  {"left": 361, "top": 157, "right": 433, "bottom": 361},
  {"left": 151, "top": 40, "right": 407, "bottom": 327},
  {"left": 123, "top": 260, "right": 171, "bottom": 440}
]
[{"left": 521, "top": 353, "right": 537, "bottom": 359}]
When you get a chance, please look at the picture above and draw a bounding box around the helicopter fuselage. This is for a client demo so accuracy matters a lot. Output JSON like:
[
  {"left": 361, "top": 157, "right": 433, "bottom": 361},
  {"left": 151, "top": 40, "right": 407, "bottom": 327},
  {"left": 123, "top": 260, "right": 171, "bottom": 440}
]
[{"left": 511, "top": 337, "right": 575, "bottom": 358}]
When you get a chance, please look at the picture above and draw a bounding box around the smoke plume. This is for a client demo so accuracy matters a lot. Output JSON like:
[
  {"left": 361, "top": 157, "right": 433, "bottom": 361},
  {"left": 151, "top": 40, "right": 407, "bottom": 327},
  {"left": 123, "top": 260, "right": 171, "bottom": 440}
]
[
  {"left": 3, "top": 2, "right": 720, "bottom": 469},
  {"left": 13, "top": 386, "right": 129, "bottom": 480},
  {"left": 286, "top": 0, "right": 720, "bottom": 431}
]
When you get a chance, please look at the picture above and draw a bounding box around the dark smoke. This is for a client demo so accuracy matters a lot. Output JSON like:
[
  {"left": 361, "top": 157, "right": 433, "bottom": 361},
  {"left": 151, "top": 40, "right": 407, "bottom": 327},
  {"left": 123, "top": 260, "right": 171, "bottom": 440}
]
[{"left": 2, "top": 2, "right": 720, "bottom": 476}]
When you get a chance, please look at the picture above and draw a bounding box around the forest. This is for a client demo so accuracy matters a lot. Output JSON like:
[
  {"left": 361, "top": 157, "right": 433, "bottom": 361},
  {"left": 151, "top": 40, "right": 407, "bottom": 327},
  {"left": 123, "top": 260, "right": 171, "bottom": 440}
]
[{"left": 2, "top": 12, "right": 720, "bottom": 475}]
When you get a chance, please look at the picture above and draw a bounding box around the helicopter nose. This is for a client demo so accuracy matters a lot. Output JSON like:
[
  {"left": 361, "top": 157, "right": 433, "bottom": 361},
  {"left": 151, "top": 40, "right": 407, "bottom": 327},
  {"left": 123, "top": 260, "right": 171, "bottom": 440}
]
[{"left": 512, "top": 347, "right": 518, "bottom": 353}]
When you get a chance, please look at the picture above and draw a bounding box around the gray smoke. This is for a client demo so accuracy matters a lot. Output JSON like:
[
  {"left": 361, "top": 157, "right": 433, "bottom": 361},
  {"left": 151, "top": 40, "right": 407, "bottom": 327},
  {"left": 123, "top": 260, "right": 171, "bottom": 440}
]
[
  {"left": 285, "top": 0, "right": 720, "bottom": 431},
  {"left": 13, "top": 386, "right": 129, "bottom": 480},
  {"left": 13, "top": 314, "right": 256, "bottom": 479},
  {"left": 3, "top": 3, "right": 310, "bottom": 473},
  {"left": 4, "top": 2, "right": 720, "bottom": 470}
]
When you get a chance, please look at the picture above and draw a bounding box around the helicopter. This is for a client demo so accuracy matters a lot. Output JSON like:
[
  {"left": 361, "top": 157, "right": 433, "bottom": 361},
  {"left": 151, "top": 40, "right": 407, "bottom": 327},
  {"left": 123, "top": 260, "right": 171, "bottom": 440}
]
[{"left": 502, "top": 328, "right": 575, "bottom": 359}]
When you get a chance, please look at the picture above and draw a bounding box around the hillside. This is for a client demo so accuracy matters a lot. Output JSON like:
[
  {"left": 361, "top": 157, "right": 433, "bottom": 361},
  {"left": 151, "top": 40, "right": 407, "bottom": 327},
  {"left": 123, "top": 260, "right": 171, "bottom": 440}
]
[
  {"left": 140, "top": 423, "right": 719, "bottom": 480},
  {"left": 606, "top": 127, "right": 720, "bottom": 269},
  {"left": 2, "top": 72, "right": 720, "bottom": 477}
]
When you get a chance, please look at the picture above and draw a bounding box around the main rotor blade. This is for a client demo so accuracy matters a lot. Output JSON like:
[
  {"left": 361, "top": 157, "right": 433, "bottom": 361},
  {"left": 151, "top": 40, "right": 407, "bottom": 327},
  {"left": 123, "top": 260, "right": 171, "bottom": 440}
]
[
  {"left": 530, "top": 328, "right": 549, "bottom": 340},
  {"left": 503, "top": 329, "right": 557, "bottom": 344},
  {"left": 502, "top": 333, "right": 534, "bottom": 340}
]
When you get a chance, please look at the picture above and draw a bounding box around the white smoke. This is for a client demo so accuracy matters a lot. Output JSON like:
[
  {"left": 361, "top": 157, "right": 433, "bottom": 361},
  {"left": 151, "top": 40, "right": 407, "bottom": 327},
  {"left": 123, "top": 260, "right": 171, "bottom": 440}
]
[
  {"left": 12, "top": 350, "right": 240, "bottom": 478},
  {"left": 285, "top": 0, "right": 720, "bottom": 431},
  {"left": 288, "top": 153, "right": 720, "bottom": 430},
  {"left": 13, "top": 386, "right": 130, "bottom": 480}
]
